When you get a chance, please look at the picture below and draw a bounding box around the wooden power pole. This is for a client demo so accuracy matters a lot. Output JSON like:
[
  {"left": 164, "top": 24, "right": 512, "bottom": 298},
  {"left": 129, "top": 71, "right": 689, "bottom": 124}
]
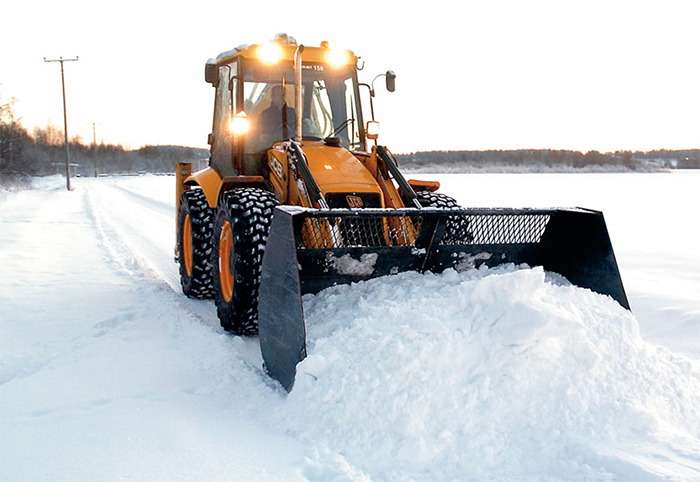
[{"left": 44, "top": 56, "right": 79, "bottom": 191}]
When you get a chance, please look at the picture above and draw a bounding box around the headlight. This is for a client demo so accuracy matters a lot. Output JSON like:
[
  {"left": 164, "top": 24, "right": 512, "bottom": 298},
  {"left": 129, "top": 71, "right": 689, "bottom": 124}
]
[{"left": 229, "top": 112, "right": 250, "bottom": 135}]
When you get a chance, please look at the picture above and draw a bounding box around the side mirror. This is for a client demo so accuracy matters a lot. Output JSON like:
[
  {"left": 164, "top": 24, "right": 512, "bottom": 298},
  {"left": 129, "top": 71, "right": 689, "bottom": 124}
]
[
  {"left": 385, "top": 70, "right": 396, "bottom": 92},
  {"left": 205, "top": 61, "right": 219, "bottom": 87},
  {"left": 366, "top": 121, "right": 380, "bottom": 140}
]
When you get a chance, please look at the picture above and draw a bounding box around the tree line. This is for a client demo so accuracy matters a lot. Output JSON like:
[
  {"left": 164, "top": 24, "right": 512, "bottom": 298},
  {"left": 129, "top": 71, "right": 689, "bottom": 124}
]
[
  {"left": 3, "top": 90, "right": 698, "bottom": 188},
  {"left": 395, "top": 149, "right": 700, "bottom": 173},
  {"left": 1, "top": 92, "right": 206, "bottom": 188}
]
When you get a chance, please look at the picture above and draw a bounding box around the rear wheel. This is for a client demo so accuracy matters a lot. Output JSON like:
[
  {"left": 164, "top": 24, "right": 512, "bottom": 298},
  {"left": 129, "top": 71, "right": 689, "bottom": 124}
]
[
  {"left": 178, "top": 189, "right": 215, "bottom": 299},
  {"left": 213, "top": 188, "right": 278, "bottom": 335}
]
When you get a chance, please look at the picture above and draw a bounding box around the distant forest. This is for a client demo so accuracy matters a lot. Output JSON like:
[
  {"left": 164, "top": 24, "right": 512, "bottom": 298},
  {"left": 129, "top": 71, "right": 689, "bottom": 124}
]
[
  {"left": 2, "top": 92, "right": 698, "bottom": 188},
  {"left": 0, "top": 97, "right": 207, "bottom": 188},
  {"left": 396, "top": 149, "right": 700, "bottom": 173}
]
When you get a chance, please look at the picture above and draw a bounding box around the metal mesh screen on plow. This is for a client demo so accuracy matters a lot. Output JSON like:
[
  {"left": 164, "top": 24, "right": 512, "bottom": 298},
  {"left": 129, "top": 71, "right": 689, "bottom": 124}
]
[
  {"left": 467, "top": 213, "right": 550, "bottom": 245},
  {"left": 297, "top": 211, "right": 552, "bottom": 249}
]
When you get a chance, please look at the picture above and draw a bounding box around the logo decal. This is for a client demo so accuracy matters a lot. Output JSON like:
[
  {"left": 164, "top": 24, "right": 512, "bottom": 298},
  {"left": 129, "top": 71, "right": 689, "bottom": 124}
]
[
  {"left": 346, "top": 195, "right": 363, "bottom": 208},
  {"left": 269, "top": 157, "right": 284, "bottom": 180}
]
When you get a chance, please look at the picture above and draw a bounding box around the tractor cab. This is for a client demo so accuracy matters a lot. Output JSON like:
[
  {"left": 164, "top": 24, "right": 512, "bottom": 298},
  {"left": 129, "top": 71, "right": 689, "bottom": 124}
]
[{"left": 206, "top": 35, "right": 367, "bottom": 177}]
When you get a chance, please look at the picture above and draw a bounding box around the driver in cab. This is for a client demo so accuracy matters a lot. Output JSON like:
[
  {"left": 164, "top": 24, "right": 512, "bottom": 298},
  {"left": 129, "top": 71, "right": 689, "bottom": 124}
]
[{"left": 257, "top": 84, "right": 296, "bottom": 145}]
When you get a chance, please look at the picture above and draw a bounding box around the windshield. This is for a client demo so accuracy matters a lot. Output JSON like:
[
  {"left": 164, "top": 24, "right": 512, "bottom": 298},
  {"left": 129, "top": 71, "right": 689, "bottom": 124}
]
[{"left": 240, "top": 60, "right": 362, "bottom": 154}]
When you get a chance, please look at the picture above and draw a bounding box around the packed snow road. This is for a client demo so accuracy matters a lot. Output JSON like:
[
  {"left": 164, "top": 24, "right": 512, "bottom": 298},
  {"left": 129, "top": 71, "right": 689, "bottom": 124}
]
[
  {"left": 82, "top": 176, "right": 218, "bottom": 328},
  {"left": 1, "top": 176, "right": 303, "bottom": 481},
  {"left": 1, "top": 172, "right": 699, "bottom": 482}
]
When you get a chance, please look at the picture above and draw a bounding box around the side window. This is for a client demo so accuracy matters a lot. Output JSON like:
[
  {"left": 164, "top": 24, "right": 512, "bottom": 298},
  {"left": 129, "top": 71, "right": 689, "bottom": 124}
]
[
  {"left": 244, "top": 82, "right": 278, "bottom": 155},
  {"left": 211, "top": 66, "right": 233, "bottom": 175},
  {"left": 244, "top": 82, "right": 268, "bottom": 116},
  {"left": 309, "top": 80, "right": 334, "bottom": 139},
  {"left": 213, "top": 67, "right": 231, "bottom": 143}
]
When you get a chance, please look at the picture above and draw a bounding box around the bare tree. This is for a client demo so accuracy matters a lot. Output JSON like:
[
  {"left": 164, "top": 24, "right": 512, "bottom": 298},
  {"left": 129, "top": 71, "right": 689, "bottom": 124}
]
[
  {"left": 32, "top": 122, "right": 64, "bottom": 146},
  {"left": 0, "top": 90, "right": 29, "bottom": 182}
]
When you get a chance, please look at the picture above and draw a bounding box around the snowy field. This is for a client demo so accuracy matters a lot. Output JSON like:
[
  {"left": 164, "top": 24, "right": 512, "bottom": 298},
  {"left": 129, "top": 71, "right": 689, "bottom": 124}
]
[{"left": 1, "top": 171, "right": 699, "bottom": 481}]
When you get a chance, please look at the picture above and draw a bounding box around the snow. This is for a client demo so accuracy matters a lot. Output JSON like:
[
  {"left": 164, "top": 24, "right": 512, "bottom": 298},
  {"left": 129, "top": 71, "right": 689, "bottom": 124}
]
[
  {"left": 454, "top": 251, "right": 493, "bottom": 271},
  {"left": 293, "top": 266, "right": 700, "bottom": 481},
  {"left": 327, "top": 252, "right": 378, "bottom": 276},
  {"left": 215, "top": 44, "right": 249, "bottom": 64},
  {"left": 1, "top": 172, "right": 699, "bottom": 481}
]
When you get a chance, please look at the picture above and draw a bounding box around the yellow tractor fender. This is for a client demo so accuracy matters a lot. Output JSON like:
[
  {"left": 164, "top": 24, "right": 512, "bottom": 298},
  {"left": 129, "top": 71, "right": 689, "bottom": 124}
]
[
  {"left": 174, "top": 163, "right": 266, "bottom": 258},
  {"left": 179, "top": 165, "right": 267, "bottom": 209},
  {"left": 181, "top": 166, "right": 222, "bottom": 208}
]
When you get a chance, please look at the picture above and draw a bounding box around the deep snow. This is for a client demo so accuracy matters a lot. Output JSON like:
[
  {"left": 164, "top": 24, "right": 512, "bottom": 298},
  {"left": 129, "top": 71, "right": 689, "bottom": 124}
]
[{"left": 1, "top": 171, "right": 699, "bottom": 481}]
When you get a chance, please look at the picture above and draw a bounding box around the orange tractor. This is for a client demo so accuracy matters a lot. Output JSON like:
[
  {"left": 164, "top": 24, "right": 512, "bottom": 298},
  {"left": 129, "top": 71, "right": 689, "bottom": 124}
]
[{"left": 176, "top": 34, "right": 628, "bottom": 391}]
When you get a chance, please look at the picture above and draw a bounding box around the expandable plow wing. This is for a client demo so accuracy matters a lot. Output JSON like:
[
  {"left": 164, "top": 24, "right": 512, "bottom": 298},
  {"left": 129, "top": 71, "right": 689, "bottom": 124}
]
[{"left": 258, "top": 206, "right": 628, "bottom": 391}]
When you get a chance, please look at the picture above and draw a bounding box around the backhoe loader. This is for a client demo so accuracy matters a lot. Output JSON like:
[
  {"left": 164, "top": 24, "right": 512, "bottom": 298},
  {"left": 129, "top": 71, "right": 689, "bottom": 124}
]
[{"left": 176, "top": 34, "right": 628, "bottom": 391}]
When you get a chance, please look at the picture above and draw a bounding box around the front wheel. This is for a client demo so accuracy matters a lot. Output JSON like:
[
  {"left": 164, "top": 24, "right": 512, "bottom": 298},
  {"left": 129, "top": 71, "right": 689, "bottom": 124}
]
[
  {"left": 416, "top": 191, "right": 472, "bottom": 244},
  {"left": 415, "top": 190, "right": 460, "bottom": 208},
  {"left": 212, "top": 188, "right": 278, "bottom": 335}
]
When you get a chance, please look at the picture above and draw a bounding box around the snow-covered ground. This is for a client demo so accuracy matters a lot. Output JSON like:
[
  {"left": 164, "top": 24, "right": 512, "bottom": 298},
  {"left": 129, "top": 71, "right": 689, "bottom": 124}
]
[{"left": 1, "top": 171, "right": 698, "bottom": 481}]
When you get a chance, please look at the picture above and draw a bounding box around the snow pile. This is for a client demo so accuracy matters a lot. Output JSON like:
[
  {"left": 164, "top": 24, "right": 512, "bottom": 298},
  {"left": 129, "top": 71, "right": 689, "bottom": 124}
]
[{"left": 281, "top": 266, "right": 700, "bottom": 481}]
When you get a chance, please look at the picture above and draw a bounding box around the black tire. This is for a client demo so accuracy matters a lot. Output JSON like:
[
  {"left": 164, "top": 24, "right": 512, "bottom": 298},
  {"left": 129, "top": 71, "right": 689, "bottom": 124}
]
[
  {"left": 178, "top": 189, "right": 215, "bottom": 299},
  {"left": 415, "top": 191, "right": 473, "bottom": 244},
  {"left": 212, "top": 187, "right": 278, "bottom": 335},
  {"left": 415, "top": 191, "right": 460, "bottom": 209}
]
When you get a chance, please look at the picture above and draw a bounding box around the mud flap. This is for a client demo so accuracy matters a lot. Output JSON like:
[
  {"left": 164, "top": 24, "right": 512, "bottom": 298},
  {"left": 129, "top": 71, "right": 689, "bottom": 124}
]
[{"left": 258, "top": 206, "right": 628, "bottom": 392}]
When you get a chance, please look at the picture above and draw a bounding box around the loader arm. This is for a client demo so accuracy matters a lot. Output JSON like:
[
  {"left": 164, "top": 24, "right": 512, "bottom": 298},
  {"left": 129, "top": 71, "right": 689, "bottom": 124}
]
[{"left": 375, "top": 145, "right": 421, "bottom": 208}]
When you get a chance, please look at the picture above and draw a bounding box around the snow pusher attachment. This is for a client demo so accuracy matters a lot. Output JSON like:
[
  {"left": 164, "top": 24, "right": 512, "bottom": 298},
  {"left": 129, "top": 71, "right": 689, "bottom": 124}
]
[{"left": 258, "top": 205, "right": 628, "bottom": 391}]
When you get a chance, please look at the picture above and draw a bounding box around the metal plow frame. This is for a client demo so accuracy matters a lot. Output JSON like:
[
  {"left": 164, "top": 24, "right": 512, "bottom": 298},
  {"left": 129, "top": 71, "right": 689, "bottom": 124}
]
[{"left": 258, "top": 206, "right": 628, "bottom": 391}]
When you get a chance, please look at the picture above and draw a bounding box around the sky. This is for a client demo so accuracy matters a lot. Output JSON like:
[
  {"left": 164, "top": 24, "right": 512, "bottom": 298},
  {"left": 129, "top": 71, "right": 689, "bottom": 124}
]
[{"left": 2, "top": 0, "right": 699, "bottom": 154}]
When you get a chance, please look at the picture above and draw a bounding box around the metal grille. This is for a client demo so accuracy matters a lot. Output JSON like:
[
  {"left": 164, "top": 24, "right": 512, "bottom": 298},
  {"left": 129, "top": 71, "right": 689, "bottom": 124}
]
[
  {"left": 297, "top": 211, "right": 551, "bottom": 249},
  {"left": 451, "top": 213, "right": 550, "bottom": 245},
  {"left": 300, "top": 215, "right": 421, "bottom": 248}
]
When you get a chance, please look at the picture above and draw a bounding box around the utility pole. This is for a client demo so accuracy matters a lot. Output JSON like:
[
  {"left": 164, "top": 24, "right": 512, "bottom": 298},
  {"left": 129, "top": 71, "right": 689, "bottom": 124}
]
[
  {"left": 44, "top": 56, "right": 79, "bottom": 191},
  {"left": 92, "top": 122, "right": 97, "bottom": 177}
]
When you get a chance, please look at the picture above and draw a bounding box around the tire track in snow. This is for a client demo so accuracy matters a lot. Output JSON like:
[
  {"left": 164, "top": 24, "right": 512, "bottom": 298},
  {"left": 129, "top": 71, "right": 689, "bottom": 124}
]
[
  {"left": 83, "top": 183, "right": 171, "bottom": 281},
  {"left": 81, "top": 178, "right": 267, "bottom": 369},
  {"left": 79, "top": 178, "right": 273, "bottom": 380},
  {"left": 111, "top": 182, "right": 174, "bottom": 217},
  {"left": 82, "top": 179, "right": 219, "bottom": 328}
]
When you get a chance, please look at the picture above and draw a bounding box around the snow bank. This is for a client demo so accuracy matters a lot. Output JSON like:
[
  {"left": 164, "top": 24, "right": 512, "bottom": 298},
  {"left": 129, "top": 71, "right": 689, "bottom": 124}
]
[{"left": 280, "top": 266, "right": 700, "bottom": 481}]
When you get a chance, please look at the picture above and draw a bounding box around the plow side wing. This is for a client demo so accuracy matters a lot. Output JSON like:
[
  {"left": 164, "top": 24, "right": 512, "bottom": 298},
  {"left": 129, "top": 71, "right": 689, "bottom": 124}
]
[{"left": 258, "top": 206, "right": 628, "bottom": 391}]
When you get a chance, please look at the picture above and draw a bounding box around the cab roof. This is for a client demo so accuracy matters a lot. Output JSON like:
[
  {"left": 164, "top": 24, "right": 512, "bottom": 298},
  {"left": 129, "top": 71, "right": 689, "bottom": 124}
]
[{"left": 210, "top": 33, "right": 357, "bottom": 67}]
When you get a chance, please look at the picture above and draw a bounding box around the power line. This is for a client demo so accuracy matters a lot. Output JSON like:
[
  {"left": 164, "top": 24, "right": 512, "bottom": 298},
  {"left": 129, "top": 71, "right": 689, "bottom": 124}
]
[{"left": 44, "top": 56, "right": 79, "bottom": 191}]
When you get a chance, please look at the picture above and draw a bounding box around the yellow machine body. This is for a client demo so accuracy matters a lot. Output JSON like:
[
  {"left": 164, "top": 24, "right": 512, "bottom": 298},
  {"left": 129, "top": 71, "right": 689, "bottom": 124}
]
[{"left": 174, "top": 34, "right": 629, "bottom": 392}]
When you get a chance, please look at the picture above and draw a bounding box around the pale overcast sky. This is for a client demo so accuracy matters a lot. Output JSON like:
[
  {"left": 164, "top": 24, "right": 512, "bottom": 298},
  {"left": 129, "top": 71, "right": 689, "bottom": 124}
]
[{"left": 3, "top": 0, "right": 698, "bottom": 153}]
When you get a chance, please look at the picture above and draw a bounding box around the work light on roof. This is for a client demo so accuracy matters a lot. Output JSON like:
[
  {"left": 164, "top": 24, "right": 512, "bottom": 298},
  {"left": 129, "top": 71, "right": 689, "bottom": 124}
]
[
  {"left": 258, "top": 42, "right": 283, "bottom": 64},
  {"left": 326, "top": 49, "right": 351, "bottom": 68}
]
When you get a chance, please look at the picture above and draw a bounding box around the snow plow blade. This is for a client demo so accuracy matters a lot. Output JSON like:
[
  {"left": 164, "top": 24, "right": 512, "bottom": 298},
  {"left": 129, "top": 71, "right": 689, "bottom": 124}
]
[{"left": 258, "top": 205, "right": 628, "bottom": 391}]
